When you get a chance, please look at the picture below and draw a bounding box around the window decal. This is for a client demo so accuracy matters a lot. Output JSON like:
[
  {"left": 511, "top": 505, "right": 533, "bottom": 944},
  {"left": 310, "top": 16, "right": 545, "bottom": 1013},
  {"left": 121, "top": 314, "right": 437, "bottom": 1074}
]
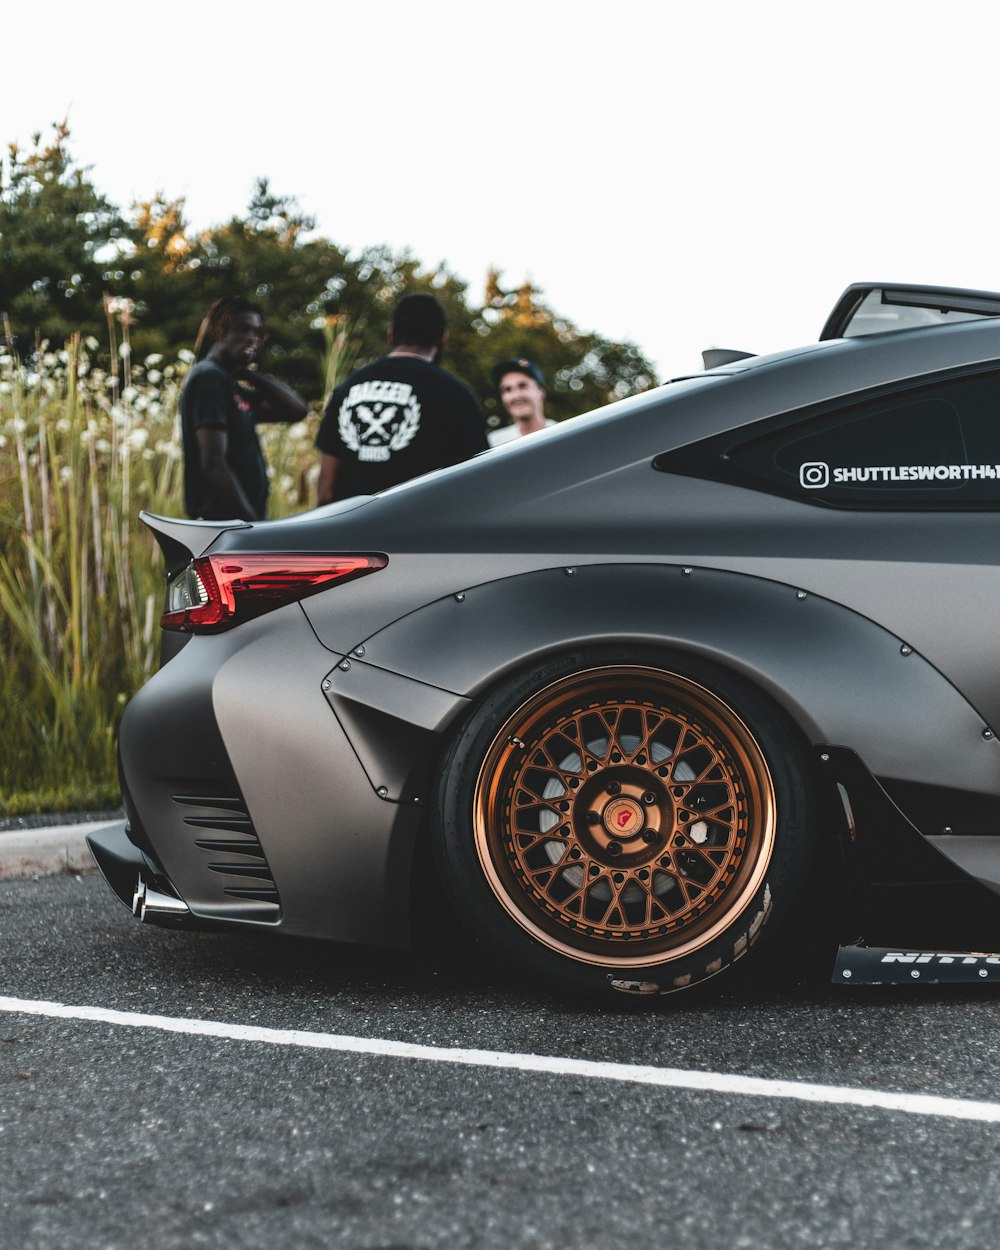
[{"left": 800, "top": 461, "right": 1000, "bottom": 490}]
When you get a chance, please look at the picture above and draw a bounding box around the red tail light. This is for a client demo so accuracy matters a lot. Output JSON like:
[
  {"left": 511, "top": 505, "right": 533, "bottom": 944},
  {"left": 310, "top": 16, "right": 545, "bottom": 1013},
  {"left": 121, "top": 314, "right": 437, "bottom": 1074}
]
[{"left": 161, "top": 552, "right": 387, "bottom": 633}]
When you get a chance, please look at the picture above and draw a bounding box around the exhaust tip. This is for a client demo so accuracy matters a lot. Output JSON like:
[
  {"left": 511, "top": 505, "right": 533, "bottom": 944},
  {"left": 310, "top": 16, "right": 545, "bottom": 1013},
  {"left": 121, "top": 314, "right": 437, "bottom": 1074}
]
[{"left": 133, "top": 872, "right": 190, "bottom": 924}]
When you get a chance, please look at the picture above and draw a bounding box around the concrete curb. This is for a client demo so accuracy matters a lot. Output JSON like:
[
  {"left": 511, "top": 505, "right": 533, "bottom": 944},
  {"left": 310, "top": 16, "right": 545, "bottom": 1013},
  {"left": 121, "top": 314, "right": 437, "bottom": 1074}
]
[{"left": 0, "top": 820, "right": 121, "bottom": 881}]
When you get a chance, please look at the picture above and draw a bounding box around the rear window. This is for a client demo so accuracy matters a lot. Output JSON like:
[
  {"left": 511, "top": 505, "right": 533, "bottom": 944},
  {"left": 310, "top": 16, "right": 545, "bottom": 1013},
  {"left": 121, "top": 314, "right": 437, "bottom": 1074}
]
[{"left": 658, "top": 369, "right": 1000, "bottom": 510}]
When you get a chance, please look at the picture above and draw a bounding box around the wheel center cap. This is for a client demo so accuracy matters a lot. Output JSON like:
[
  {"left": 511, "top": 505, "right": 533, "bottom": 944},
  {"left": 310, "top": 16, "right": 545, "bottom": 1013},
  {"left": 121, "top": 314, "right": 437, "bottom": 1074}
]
[{"left": 603, "top": 797, "right": 644, "bottom": 839}]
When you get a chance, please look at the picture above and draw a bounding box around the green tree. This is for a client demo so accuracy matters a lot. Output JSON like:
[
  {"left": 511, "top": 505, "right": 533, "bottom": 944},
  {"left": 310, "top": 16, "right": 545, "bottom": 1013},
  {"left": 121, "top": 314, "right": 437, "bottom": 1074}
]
[
  {"left": 1, "top": 127, "right": 658, "bottom": 411},
  {"left": 0, "top": 121, "right": 126, "bottom": 351},
  {"left": 122, "top": 179, "right": 359, "bottom": 398}
]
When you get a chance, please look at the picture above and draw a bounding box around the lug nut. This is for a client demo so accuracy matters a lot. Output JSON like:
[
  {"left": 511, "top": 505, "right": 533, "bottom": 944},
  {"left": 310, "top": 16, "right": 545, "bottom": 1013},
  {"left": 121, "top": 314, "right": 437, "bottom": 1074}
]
[
  {"left": 587, "top": 811, "right": 600, "bottom": 825},
  {"left": 607, "top": 781, "right": 621, "bottom": 796},
  {"left": 642, "top": 829, "right": 659, "bottom": 844},
  {"left": 608, "top": 841, "right": 623, "bottom": 856},
  {"left": 642, "top": 791, "right": 656, "bottom": 805}
]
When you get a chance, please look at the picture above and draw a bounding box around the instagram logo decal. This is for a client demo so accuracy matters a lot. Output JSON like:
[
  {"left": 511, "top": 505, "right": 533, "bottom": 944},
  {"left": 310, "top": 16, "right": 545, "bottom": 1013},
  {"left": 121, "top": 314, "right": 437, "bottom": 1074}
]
[{"left": 799, "top": 462, "right": 830, "bottom": 489}]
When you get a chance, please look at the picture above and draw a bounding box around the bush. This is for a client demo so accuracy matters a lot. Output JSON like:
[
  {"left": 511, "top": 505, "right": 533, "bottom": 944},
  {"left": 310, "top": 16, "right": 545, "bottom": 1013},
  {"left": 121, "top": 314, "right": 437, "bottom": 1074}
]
[{"left": 0, "top": 316, "right": 317, "bottom": 814}]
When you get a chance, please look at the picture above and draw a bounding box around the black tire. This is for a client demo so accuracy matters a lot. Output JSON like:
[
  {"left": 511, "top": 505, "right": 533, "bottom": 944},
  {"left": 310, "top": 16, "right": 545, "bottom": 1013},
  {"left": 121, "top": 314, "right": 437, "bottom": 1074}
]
[{"left": 431, "top": 647, "right": 816, "bottom": 998}]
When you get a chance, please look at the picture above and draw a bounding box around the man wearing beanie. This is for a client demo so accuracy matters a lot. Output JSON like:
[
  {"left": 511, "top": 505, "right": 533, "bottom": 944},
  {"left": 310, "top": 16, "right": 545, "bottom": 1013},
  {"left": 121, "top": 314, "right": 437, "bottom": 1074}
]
[{"left": 488, "top": 357, "right": 554, "bottom": 447}]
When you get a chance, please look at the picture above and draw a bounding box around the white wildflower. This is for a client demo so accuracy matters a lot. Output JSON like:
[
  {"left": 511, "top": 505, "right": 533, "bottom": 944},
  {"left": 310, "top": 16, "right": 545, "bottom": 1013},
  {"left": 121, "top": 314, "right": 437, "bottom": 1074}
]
[
  {"left": 177, "top": 348, "right": 196, "bottom": 364},
  {"left": 85, "top": 336, "right": 100, "bottom": 351},
  {"left": 126, "top": 427, "right": 149, "bottom": 451},
  {"left": 144, "top": 353, "right": 163, "bottom": 367},
  {"left": 119, "top": 343, "right": 131, "bottom": 360},
  {"left": 147, "top": 369, "right": 162, "bottom": 384},
  {"left": 59, "top": 465, "right": 72, "bottom": 483}
]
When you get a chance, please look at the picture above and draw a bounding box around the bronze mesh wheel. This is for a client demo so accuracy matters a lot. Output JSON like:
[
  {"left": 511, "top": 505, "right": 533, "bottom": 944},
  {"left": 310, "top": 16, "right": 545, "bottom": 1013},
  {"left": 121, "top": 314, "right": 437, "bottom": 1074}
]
[
  {"left": 434, "top": 649, "right": 813, "bottom": 996},
  {"left": 473, "top": 665, "right": 776, "bottom": 967}
]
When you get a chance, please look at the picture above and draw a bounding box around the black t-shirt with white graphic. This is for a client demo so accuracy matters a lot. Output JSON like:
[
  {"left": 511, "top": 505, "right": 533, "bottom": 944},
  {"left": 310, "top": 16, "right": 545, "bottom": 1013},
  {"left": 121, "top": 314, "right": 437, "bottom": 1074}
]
[
  {"left": 181, "top": 359, "right": 269, "bottom": 519},
  {"left": 315, "top": 356, "right": 487, "bottom": 499}
]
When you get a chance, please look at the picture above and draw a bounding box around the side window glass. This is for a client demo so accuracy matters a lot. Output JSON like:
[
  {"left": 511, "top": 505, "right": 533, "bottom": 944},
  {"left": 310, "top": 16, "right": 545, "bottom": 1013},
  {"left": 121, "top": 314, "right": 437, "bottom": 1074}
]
[{"left": 728, "top": 372, "right": 1000, "bottom": 509}]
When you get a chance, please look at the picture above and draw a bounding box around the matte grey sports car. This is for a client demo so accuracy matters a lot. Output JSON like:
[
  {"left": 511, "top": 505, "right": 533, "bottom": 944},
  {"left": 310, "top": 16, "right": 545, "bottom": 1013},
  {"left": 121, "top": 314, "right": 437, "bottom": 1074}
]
[{"left": 90, "top": 283, "right": 1000, "bottom": 997}]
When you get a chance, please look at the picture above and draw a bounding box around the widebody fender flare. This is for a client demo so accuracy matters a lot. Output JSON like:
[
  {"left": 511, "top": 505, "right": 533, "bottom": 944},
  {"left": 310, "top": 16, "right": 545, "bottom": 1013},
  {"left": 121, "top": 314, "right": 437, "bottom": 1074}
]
[{"left": 326, "top": 562, "right": 1000, "bottom": 828}]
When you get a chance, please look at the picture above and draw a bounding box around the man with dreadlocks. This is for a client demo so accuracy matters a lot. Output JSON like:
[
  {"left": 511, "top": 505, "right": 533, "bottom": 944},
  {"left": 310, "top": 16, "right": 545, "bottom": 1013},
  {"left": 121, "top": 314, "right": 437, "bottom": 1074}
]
[{"left": 180, "top": 297, "right": 308, "bottom": 520}]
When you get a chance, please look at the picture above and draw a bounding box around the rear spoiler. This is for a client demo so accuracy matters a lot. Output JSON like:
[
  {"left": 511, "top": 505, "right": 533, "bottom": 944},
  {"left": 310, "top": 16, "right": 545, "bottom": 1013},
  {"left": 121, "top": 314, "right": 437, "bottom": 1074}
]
[
  {"left": 819, "top": 282, "right": 1000, "bottom": 341},
  {"left": 139, "top": 511, "right": 250, "bottom": 579}
]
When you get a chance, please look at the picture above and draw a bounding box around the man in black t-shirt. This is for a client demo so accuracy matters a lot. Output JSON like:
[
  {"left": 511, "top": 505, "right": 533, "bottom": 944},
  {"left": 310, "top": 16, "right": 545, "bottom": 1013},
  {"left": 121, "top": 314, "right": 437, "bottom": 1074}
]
[
  {"left": 315, "top": 294, "right": 487, "bottom": 504},
  {"left": 181, "top": 297, "right": 308, "bottom": 520}
]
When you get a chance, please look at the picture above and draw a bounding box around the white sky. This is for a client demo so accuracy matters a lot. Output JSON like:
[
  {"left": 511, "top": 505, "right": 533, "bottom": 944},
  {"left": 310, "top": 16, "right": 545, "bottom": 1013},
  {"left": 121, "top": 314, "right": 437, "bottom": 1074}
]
[{"left": 6, "top": 1, "right": 999, "bottom": 380}]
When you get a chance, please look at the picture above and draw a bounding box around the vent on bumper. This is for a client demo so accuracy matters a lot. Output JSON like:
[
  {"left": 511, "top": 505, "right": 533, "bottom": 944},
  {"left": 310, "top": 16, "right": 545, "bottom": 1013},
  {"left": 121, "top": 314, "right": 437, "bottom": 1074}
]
[{"left": 173, "top": 792, "right": 280, "bottom": 912}]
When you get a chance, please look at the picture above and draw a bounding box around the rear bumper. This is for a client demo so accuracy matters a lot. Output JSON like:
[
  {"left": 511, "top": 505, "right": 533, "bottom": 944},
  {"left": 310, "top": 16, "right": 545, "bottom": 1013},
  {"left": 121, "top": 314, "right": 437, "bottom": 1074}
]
[
  {"left": 87, "top": 823, "right": 196, "bottom": 929},
  {"left": 115, "top": 607, "right": 431, "bottom": 948}
]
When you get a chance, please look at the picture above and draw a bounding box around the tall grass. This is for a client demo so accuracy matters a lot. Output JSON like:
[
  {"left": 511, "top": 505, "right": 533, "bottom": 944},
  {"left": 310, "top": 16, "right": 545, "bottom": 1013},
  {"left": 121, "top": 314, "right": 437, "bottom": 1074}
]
[{"left": 0, "top": 311, "right": 318, "bottom": 815}]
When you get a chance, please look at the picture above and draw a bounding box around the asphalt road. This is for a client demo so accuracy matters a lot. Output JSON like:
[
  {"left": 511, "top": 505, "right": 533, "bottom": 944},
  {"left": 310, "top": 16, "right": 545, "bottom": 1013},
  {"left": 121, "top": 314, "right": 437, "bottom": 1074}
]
[{"left": 3, "top": 870, "right": 1000, "bottom": 1249}]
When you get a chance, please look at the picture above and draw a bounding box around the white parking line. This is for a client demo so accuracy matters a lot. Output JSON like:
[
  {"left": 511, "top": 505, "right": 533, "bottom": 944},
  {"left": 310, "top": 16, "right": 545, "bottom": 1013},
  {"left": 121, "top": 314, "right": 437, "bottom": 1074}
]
[{"left": 3, "top": 993, "right": 999, "bottom": 1125}]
